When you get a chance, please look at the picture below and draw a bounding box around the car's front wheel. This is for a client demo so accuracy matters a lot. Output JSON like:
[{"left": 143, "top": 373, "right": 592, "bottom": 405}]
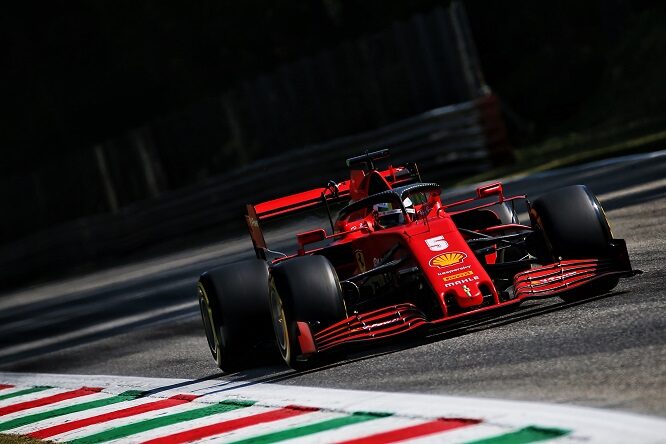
[
  {"left": 269, "top": 255, "right": 346, "bottom": 370},
  {"left": 529, "top": 185, "right": 619, "bottom": 301}
]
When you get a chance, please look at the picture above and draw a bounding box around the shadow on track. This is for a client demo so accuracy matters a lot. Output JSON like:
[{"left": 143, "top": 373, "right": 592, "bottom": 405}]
[{"left": 161, "top": 290, "right": 628, "bottom": 396}]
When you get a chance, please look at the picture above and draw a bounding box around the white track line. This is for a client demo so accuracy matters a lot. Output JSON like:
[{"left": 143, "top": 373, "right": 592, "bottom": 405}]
[{"left": 0, "top": 300, "right": 197, "bottom": 361}]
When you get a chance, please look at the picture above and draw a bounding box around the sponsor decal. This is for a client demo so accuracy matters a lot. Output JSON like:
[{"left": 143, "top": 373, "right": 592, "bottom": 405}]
[
  {"left": 355, "top": 250, "right": 367, "bottom": 273},
  {"left": 444, "top": 275, "right": 479, "bottom": 288},
  {"left": 532, "top": 271, "right": 578, "bottom": 285},
  {"left": 437, "top": 265, "right": 471, "bottom": 276},
  {"left": 442, "top": 271, "right": 475, "bottom": 282},
  {"left": 462, "top": 285, "right": 473, "bottom": 297},
  {"left": 429, "top": 252, "right": 467, "bottom": 269},
  {"left": 425, "top": 235, "right": 449, "bottom": 251}
]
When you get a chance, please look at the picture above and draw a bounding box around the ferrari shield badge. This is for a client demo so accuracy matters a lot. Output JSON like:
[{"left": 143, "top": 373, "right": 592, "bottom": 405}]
[{"left": 355, "top": 250, "right": 367, "bottom": 273}]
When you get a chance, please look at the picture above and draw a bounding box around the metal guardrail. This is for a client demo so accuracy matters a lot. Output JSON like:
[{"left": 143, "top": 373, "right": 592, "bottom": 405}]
[{"left": 0, "top": 95, "right": 509, "bottom": 288}]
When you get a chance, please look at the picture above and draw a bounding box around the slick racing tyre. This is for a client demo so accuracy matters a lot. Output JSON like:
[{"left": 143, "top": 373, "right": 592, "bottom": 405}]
[
  {"left": 530, "top": 185, "right": 619, "bottom": 300},
  {"left": 198, "top": 259, "right": 272, "bottom": 372},
  {"left": 530, "top": 185, "right": 613, "bottom": 259},
  {"left": 269, "top": 255, "right": 346, "bottom": 370}
]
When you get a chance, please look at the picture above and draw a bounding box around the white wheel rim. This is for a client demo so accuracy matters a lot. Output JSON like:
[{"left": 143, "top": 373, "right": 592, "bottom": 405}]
[{"left": 198, "top": 283, "right": 220, "bottom": 357}]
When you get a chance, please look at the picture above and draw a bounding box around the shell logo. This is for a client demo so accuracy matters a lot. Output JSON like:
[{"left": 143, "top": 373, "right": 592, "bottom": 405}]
[{"left": 429, "top": 252, "right": 467, "bottom": 268}]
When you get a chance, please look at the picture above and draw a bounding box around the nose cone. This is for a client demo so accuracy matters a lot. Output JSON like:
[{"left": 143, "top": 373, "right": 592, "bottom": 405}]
[{"left": 448, "top": 280, "right": 484, "bottom": 308}]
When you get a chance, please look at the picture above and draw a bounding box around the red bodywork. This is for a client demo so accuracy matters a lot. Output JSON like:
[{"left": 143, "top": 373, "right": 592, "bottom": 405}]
[{"left": 246, "top": 155, "right": 635, "bottom": 358}]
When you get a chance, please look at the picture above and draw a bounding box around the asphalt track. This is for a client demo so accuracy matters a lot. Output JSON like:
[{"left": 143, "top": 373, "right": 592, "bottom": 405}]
[{"left": 1, "top": 151, "right": 664, "bottom": 418}]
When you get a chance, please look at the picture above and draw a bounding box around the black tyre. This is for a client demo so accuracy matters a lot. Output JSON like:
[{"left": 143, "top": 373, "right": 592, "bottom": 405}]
[
  {"left": 530, "top": 185, "right": 619, "bottom": 299},
  {"left": 198, "top": 259, "right": 272, "bottom": 372},
  {"left": 269, "top": 255, "right": 346, "bottom": 370},
  {"left": 530, "top": 185, "right": 612, "bottom": 259}
]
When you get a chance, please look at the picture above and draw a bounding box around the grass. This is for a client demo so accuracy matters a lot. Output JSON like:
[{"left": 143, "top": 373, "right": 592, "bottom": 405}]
[
  {"left": 0, "top": 435, "right": 53, "bottom": 444},
  {"left": 453, "top": 117, "right": 666, "bottom": 186}
]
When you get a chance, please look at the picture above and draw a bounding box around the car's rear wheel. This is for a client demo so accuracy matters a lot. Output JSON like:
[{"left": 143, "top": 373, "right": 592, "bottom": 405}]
[
  {"left": 198, "top": 259, "right": 272, "bottom": 372},
  {"left": 269, "top": 255, "right": 346, "bottom": 370},
  {"left": 530, "top": 185, "right": 619, "bottom": 301}
]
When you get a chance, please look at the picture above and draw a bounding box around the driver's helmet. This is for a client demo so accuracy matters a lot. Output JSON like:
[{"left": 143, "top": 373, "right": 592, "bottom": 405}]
[
  {"left": 403, "top": 197, "right": 415, "bottom": 216},
  {"left": 373, "top": 198, "right": 415, "bottom": 228}
]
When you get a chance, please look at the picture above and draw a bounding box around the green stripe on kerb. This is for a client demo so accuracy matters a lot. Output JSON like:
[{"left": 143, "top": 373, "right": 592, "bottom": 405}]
[
  {"left": 0, "top": 390, "right": 142, "bottom": 432},
  {"left": 67, "top": 400, "right": 255, "bottom": 444},
  {"left": 227, "top": 412, "right": 391, "bottom": 444},
  {"left": 0, "top": 386, "right": 52, "bottom": 402},
  {"left": 464, "top": 426, "right": 570, "bottom": 444}
]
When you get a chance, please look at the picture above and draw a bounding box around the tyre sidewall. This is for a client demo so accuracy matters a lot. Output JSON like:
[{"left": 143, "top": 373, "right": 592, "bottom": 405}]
[
  {"left": 530, "top": 185, "right": 612, "bottom": 259},
  {"left": 269, "top": 255, "right": 345, "bottom": 368},
  {"left": 198, "top": 260, "right": 271, "bottom": 371}
]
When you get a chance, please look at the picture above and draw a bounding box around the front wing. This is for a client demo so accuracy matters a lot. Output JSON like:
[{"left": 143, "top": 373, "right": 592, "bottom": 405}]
[{"left": 298, "top": 250, "right": 638, "bottom": 356}]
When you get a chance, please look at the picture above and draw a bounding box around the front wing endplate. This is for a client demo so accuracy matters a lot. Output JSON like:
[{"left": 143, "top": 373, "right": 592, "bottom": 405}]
[{"left": 513, "top": 258, "right": 634, "bottom": 299}]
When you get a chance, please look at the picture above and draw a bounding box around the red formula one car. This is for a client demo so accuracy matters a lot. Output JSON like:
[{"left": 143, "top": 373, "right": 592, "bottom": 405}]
[{"left": 198, "top": 150, "right": 637, "bottom": 371}]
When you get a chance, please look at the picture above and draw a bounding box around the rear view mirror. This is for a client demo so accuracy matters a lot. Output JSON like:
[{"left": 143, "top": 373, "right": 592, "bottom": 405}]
[
  {"left": 476, "top": 182, "right": 504, "bottom": 201},
  {"left": 297, "top": 229, "right": 328, "bottom": 254}
]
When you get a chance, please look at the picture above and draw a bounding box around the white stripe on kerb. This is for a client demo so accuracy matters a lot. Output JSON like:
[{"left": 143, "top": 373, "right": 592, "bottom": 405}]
[
  {"left": 281, "top": 416, "right": 428, "bottom": 444},
  {"left": 46, "top": 400, "right": 206, "bottom": 442},
  {"left": 0, "top": 387, "right": 66, "bottom": 409},
  {"left": 403, "top": 423, "right": 525, "bottom": 444},
  {"left": 17, "top": 396, "right": 166, "bottom": 438},
  {"left": 188, "top": 411, "right": 339, "bottom": 444},
  {"left": 2, "top": 391, "right": 113, "bottom": 431},
  {"left": 0, "top": 386, "right": 33, "bottom": 398},
  {"left": 101, "top": 405, "right": 284, "bottom": 444}
]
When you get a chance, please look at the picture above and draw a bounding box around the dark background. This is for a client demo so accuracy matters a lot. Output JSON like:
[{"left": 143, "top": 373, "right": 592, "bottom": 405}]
[{"left": 2, "top": 0, "right": 665, "bottom": 238}]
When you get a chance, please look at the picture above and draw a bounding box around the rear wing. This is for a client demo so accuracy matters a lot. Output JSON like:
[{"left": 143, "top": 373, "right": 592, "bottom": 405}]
[
  {"left": 245, "top": 181, "right": 351, "bottom": 260},
  {"left": 246, "top": 152, "right": 421, "bottom": 259}
]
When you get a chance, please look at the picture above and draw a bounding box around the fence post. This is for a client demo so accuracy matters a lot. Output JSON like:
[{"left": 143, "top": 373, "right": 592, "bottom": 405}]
[
  {"left": 131, "top": 127, "right": 164, "bottom": 199},
  {"left": 221, "top": 93, "right": 249, "bottom": 165},
  {"left": 449, "top": 1, "right": 488, "bottom": 100},
  {"left": 476, "top": 94, "right": 514, "bottom": 165},
  {"left": 94, "top": 143, "right": 119, "bottom": 213}
]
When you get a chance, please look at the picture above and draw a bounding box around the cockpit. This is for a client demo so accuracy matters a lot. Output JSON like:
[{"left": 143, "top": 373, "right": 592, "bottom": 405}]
[{"left": 334, "top": 183, "right": 441, "bottom": 233}]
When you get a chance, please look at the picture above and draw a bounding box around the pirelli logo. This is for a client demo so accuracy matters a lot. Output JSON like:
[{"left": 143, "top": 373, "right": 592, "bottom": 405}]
[{"left": 442, "top": 270, "right": 474, "bottom": 282}]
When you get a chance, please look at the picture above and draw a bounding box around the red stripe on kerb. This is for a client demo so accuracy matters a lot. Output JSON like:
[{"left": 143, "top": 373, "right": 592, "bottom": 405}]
[
  {"left": 0, "top": 385, "right": 14, "bottom": 390},
  {"left": 29, "top": 394, "right": 198, "bottom": 439},
  {"left": 0, "top": 386, "right": 102, "bottom": 416},
  {"left": 336, "top": 418, "right": 481, "bottom": 444},
  {"left": 142, "top": 405, "right": 319, "bottom": 444}
]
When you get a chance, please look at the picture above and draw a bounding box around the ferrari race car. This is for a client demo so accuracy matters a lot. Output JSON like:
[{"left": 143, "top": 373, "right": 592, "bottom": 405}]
[{"left": 198, "top": 149, "right": 638, "bottom": 371}]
